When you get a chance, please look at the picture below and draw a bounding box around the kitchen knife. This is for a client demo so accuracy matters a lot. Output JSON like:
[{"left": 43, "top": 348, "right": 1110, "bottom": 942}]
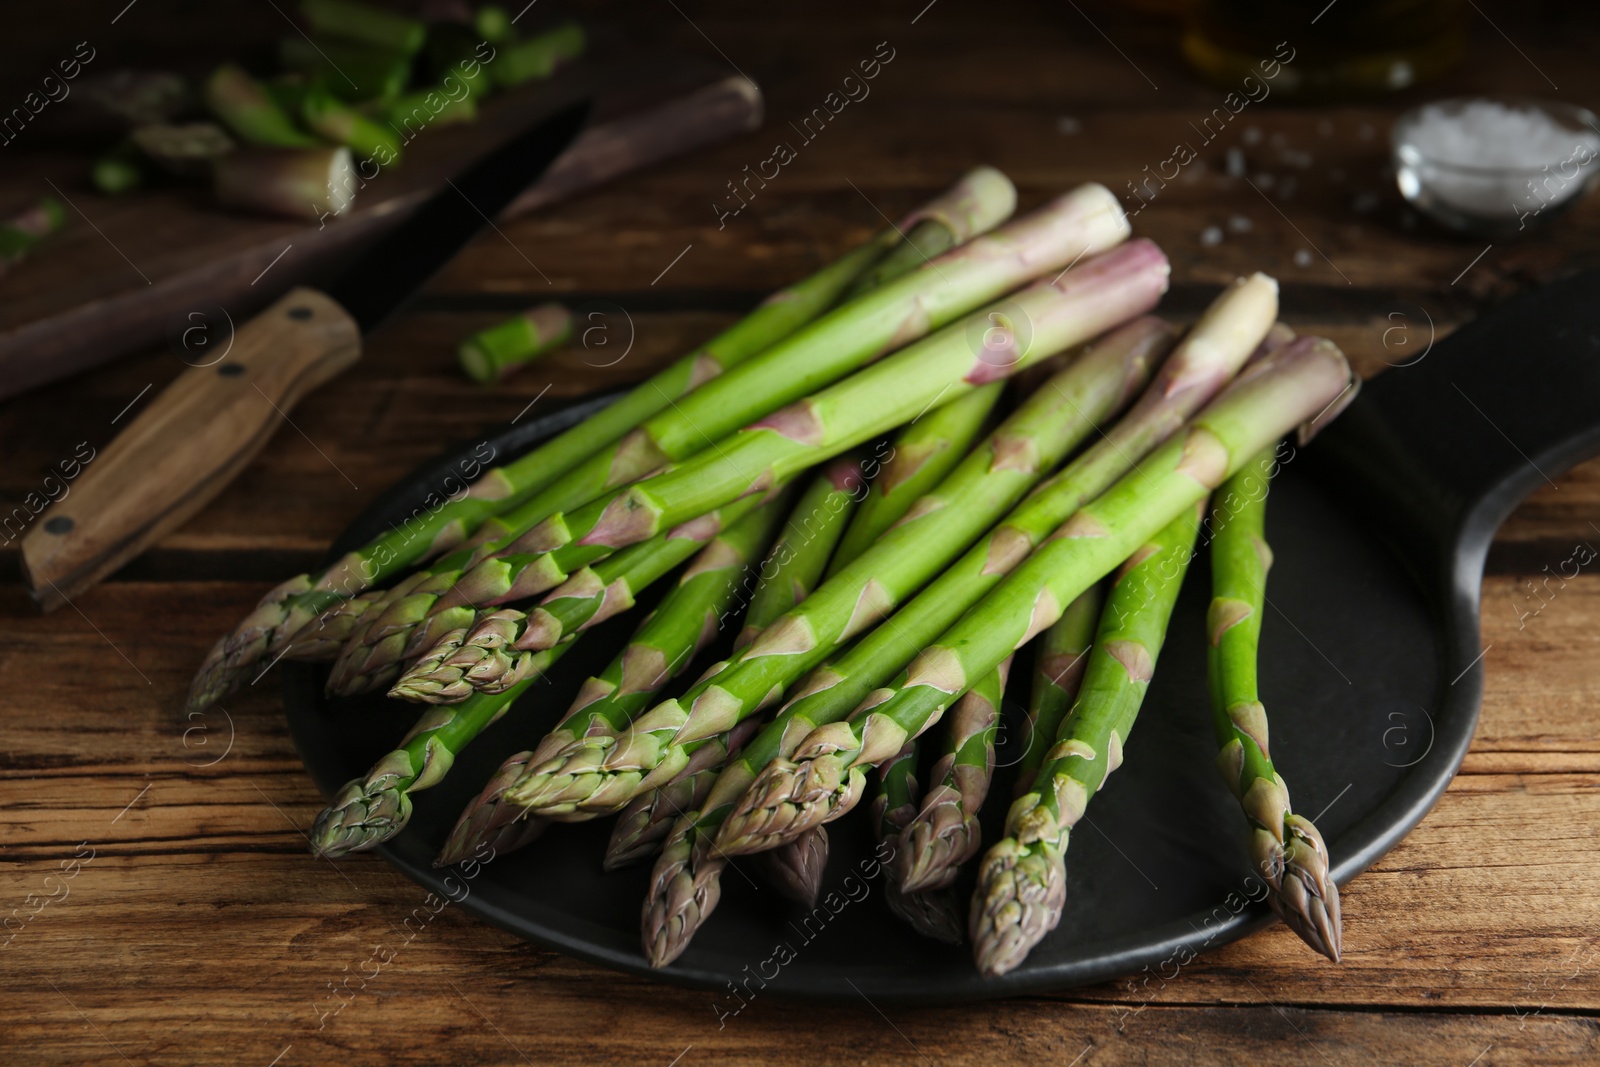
[{"left": 21, "top": 100, "right": 590, "bottom": 612}]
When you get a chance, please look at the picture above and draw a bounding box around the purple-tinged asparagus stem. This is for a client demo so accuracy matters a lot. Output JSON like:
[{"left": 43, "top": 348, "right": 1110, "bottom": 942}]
[
  {"left": 874, "top": 741, "right": 965, "bottom": 944},
  {"left": 434, "top": 750, "right": 547, "bottom": 867},
  {"left": 1011, "top": 584, "right": 1103, "bottom": 793}
]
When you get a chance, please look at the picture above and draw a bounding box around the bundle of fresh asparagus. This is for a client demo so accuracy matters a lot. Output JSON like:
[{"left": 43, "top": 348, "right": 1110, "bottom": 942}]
[{"left": 192, "top": 165, "right": 1360, "bottom": 980}]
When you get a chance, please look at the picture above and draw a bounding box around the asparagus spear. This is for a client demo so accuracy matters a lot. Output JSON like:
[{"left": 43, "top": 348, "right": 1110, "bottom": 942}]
[
  {"left": 735, "top": 454, "right": 868, "bottom": 649},
  {"left": 458, "top": 303, "right": 573, "bottom": 383},
  {"left": 278, "top": 37, "right": 412, "bottom": 104},
  {"left": 310, "top": 646, "right": 567, "bottom": 858},
  {"left": 510, "top": 274, "right": 1173, "bottom": 819},
  {"left": 474, "top": 5, "right": 514, "bottom": 42},
  {"left": 188, "top": 214, "right": 898, "bottom": 713},
  {"left": 972, "top": 504, "right": 1202, "bottom": 976},
  {"left": 826, "top": 380, "right": 1003, "bottom": 577},
  {"left": 491, "top": 21, "right": 587, "bottom": 86},
  {"left": 443, "top": 239, "right": 1166, "bottom": 624},
  {"left": 1013, "top": 584, "right": 1102, "bottom": 791},
  {"left": 715, "top": 335, "right": 1355, "bottom": 857},
  {"left": 875, "top": 741, "right": 966, "bottom": 944},
  {"left": 581, "top": 272, "right": 1276, "bottom": 812},
  {"left": 302, "top": 85, "right": 405, "bottom": 164},
  {"left": 385, "top": 489, "right": 785, "bottom": 702},
  {"left": 1206, "top": 450, "right": 1342, "bottom": 961},
  {"left": 316, "top": 169, "right": 1021, "bottom": 689},
  {"left": 213, "top": 146, "right": 357, "bottom": 222},
  {"left": 203, "top": 64, "right": 319, "bottom": 147},
  {"left": 301, "top": 0, "right": 427, "bottom": 54},
  {"left": 897, "top": 657, "right": 1012, "bottom": 892},
  {"left": 434, "top": 749, "right": 548, "bottom": 867}
]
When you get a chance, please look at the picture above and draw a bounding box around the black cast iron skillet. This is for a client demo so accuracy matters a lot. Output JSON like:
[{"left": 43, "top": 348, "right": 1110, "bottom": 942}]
[{"left": 284, "top": 270, "right": 1600, "bottom": 1001}]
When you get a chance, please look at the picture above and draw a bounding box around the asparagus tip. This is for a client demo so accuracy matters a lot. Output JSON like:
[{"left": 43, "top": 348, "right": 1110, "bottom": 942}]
[
  {"left": 969, "top": 838, "right": 1066, "bottom": 978},
  {"left": 309, "top": 777, "right": 410, "bottom": 859},
  {"left": 754, "top": 827, "right": 830, "bottom": 906},
  {"left": 1268, "top": 814, "right": 1343, "bottom": 963},
  {"left": 714, "top": 755, "right": 864, "bottom": 857}
]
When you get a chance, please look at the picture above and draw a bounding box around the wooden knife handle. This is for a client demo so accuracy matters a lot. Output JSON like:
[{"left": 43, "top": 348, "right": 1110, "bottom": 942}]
[{"left": 21, "top": 287, "right": 361, "bottom": 611}]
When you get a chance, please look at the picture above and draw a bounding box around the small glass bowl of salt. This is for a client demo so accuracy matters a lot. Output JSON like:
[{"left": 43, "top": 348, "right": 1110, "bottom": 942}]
[{"left": 1393, "top": 97, "right": 1600, "bottom": 237}]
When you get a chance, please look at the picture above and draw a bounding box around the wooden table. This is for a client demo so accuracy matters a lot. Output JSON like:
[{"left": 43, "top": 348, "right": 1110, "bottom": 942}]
[{"left": 5, "top": 2, "right": 1600, "bottom": 1063}]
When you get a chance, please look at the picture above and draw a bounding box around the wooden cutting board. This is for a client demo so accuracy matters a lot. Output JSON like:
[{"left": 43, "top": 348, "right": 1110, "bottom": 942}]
[{"left": 0, "top": 54, "right": 761, "bottom": 400}]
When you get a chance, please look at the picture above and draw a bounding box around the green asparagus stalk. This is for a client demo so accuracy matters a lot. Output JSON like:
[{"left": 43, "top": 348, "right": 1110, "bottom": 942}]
[
  {"left": 1207, "top": 450, "right": 1342, "bottom": 961},
  {"left": 189, "top": 211, "right": 902, "bottom": 714},
  {"left": 213, "top": 146, "right": 357, "bottom": 222},
  {"left": 458, "top": 303, "right": 573, "bottom": 383},
  {"left": 826, "top": 380, "right": 1003, "bottom": 577},
  {"left": 444, "top": 238, "right": 1165, "bottom": 619},
  {"left": 1013, "top": 584, "right": 1102, "bottom": 791},
  {"left": 715, "top": 334, "right": 1355, "bottom": 858},
  {"left": 302, "top": 85, "right": 405, "bottom": 164},
  {"left": 310, "top": 645, "right": 567, "bottom": 858},
  {"left": 875, "top": 741, "right": 966, "bottom": 944},
  {"left": 972, "top": 504, "right": 1202, "bottom": 976},
  {"left": 301, "top": 0, "right": 427, "bottom": 54},
  {"left": 385, "top": 489, "right": 787, "bottom": 702},
  {"left": 203, "top": 64, "right": 319, "bottom": 147},
  {"left": 735, "top": 454, "right": 868, "bottom": 649},
  {"left": 433, "top": 749, "right": 547, "bottom": 867},
  {"left": 897, "top": 657, "right": 1012, "bottom": 892},
  {"left": 0, "top": 198, "right": 67, "bottom": 276},
  {"left": 490, "top": 21, "right": 586, "bottom": 87},
  {"left": 315, "top": 168, "right": 1022, "bottom": 691},
  {"left": 510, "top": 260, "right": 1173, "bottom": 818}
]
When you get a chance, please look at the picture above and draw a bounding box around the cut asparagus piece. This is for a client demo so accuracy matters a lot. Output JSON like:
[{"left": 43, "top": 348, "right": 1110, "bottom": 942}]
[
  {"left": 203, "top": 64, "right": 319, "bottom": 147},
  {"left": 310, "top": 168, "right": 1019, "bottom": 693},
  {"left": 91, "top": 147, "right": 145, "bottom": 195},
  {"left": 302, "top": 85, "right": 405, "bottom": 164},
  {"left": 875, "top": 741, "right": 966, "bottom": 944},
  {"left": 525, "top": 314, "right": 1172, "bottom": 818},
  {"left": 450, "top": 239, "right": 1166, "bottom": 617},
  {"left": 897, "top": 657, "right": 1012, "bottom": 893},
  {"left": 827, "top": 380, "right": 1003, "bottom": 577},
  {"left": 490, "top": 21, "right": 587, "bottom": 86},
  {"left": 458, "top": 303, "right": 574, "bottom": 384},
  {"left": 384, "top": 488, "right": 786, "bottom": 702},
  {"left": 301, "top": 0, "right": 427, "bottom": 54},
  {"left": 1013, "top": 584, "right": 1102, "bottom": 791},
  {"left": 310, "top": 645, "right": 568, "bottom": 858},
  {"left": 129, "top": 122, "right": 235, "bottom": 175},
  {"left": 972, "top": 505, "right": 1202, "bottom": 976},
  {"left": 1207, "top": 448, "right": 1342, "bottom": 962},
  {"left": 715, "top": 334, "right": 1355, "bottom": 858},
  {"left": 213, "top": 146, "right": 357, "bottom": 222},
  {"left": 474, "top": 5, "right": 514, "bottom": 42},
  {"left": 188, "top": 210, "right": 901, "bottom": 714},
  {"left": 736, "top": 454, "right": 868, "bottom": 650}
]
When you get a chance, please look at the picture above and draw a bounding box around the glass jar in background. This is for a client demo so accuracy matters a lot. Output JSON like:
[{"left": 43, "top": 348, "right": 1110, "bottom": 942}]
[{"left": 1183, "top": 0, "right": 1466, "bottom": 102}]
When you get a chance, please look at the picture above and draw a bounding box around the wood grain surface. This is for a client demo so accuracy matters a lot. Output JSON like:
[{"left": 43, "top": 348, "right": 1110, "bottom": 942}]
[{"left": 4, "top": 1, "right": 1600, "bottom": 1064}]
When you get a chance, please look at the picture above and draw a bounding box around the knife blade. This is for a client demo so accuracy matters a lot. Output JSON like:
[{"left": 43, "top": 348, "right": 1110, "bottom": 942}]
[{"left": 21, "top": 100, "right": 590, "bottom": 612}]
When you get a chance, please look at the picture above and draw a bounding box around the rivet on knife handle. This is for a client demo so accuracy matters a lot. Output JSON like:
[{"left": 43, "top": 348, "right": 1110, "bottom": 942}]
[{"left": 21, "top": 286, "right": 361, "bottom": 611}]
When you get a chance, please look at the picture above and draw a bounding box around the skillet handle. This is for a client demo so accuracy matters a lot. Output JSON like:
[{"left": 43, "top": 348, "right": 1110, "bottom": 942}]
[{"left": 1312, "top": 268, "right": 1600, "bottom": 604}]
